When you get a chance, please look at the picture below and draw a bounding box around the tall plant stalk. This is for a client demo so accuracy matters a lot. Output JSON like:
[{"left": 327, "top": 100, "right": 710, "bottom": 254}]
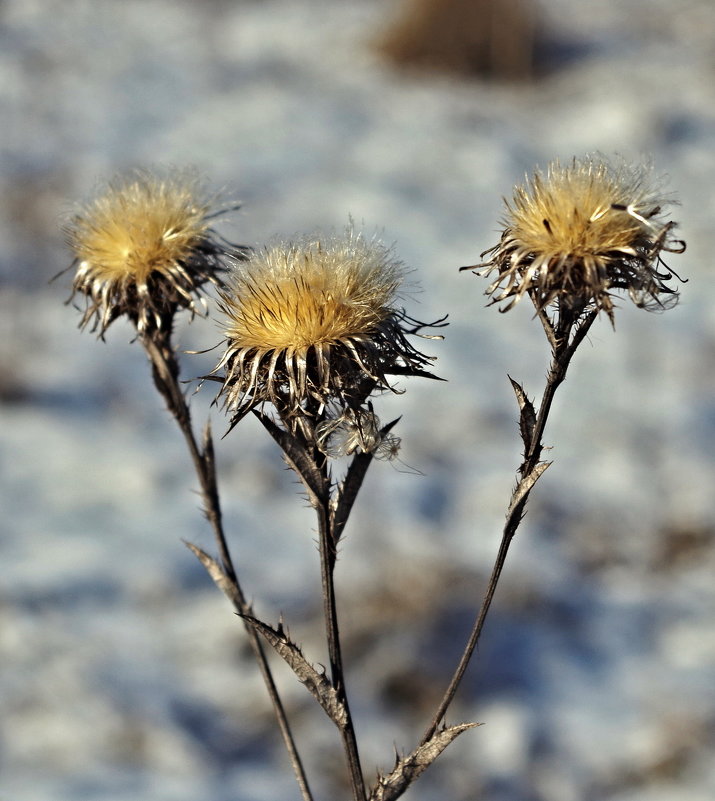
[
  {"left": 141, "top": 330, "right": 314, "bottom": 801},
  {"left": 421, "top": 306, "right": 598, "bottom": 745},
  {"left": 251, "top": 400, "right": 369, "bottom": 801},
  {"left": 315, "top": 466, "right": 367, "bottom": 801}
]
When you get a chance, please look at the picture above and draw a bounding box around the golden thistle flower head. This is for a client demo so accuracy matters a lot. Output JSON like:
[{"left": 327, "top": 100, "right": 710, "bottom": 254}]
[
  {"left": 213, "top": 227, "right": 438, "bottom": 422},
  {"left": 64, "top": 168, "right": 241, "bottom": 335},
  {"left": 473, "top": 155, "right": 686, "bottom": 320}
]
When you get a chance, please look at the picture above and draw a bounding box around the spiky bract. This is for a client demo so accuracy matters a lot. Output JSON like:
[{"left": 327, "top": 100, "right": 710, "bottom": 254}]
[
  {"left": 65, "top": 169, "right": 238, "bottom": 334},
  {"left": 476, "top": 156, "right": 685, "bottom": 320},
  {"left": 213, "top": 229, "right": 435, "bottom": 422}
]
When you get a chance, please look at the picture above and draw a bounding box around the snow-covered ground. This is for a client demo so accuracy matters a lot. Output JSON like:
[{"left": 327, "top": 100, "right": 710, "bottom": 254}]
[{"left": 2, "top": 1, "right": 715, "bottom": 799}]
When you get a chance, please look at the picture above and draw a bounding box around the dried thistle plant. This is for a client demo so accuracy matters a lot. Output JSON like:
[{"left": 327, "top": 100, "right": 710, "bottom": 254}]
[
  {"left": 63, "top": 168, "right": 243, "bottom": 335},
  {"left": 212, "top": 229, "right": 438, "bottom": 428},
  {"left": 60, "top": 156, "right": 686, "bottom": 801},
  {"left": 203, "top": 227, "right": 448, "bottom": 801},
  {"left": 471, "top": 155, "right": 685, "bottom": 322},
  {"left": 62, "top": 167, "right": 313, "bottom": 799},
  {"left": 430, "top": 155, "right": 688, "bottom": 748}
]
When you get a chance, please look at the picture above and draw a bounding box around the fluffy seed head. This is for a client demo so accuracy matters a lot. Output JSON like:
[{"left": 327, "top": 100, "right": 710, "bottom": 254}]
[
  {"left": 213, "top": 228, "right": 436, "bottom": 421},
  {"left": 474, "top": 156, "right": 685, "bottom": 320},
  {"left": 65, "top": 168, "right": 238, "bottom": 334},
  {"left": 316, "top": 406, "right": 401, "bottom": 461}
]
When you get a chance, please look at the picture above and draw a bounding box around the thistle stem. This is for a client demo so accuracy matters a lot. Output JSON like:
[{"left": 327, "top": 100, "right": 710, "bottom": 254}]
[
  {"left": 141, "top": 332, "right": 314, "bottom": 801},
  {"left": 420, "top": 309, "right": 598, "bottom": 745},
  {"left": 314, "top": 464, "right": 367, "bottom": 801}
]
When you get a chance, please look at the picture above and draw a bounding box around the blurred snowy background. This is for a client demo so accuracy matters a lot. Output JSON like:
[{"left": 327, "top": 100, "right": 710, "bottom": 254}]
[{"left": 2, "top": 0, "right": 715, "bottom": 799}]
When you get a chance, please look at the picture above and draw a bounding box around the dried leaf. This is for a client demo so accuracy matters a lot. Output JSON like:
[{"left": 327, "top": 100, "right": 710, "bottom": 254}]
[
  {"left": 370, "top": 723, "right": 479, "bottom": 801},
  {"left": 202, "top": 420, "right": 215, "bottom": 463},
  {"left": 254, "top": 410, "right": 327, "bottom": 503},
  {"left": 508, "top": 461, "right": 551, "bottom": 515},
  {"left": 184, "top": 541, "right": 244, "bottom": 610},
  {"left": 200, "top": 421, "right": 219, "bottom": 498},
  {"left": 508, "top": 375, "right": 536, "bottom": 458},
  {"left": 331, "top": 417, "right": 400, "bottom": 544},
  {"left": 241, "top": 615, "right": 348, "bottom": 728}
]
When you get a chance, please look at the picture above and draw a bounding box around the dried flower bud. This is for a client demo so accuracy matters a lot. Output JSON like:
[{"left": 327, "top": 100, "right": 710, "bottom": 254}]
[
  {"left": 212, "top": 227, "right": 437, "bottom": 421},
  {"left": 64, "top": 168, "right": 240, "bottom": 335},
  {"left": 316, "top": 406, "right": 401, "bottom": 461},
  {"left": 471, "top": 155, "right": 686, "bottom": 321}
]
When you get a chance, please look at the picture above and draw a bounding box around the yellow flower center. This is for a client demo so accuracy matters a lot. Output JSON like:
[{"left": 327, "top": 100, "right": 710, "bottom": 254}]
[
  {"left": 510, "top": 166, "right": 649, "bottom": 262},
  {"left": 222, "top": 237, "right": 401, "bottom": 352},
  {"left": 71, "top": 176, "right": 212, "bottom": 284}
]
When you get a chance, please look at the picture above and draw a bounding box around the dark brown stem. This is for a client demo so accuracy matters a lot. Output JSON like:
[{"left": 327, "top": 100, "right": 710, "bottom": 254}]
[
  {"left": 141, "top": 332, "right": 314, "bottom": 801},
  {"left": 314, "top": 460, "right": 367, "bottom": 801},
  {"left": 420, "top": 308, "right": 598, "bottom": 745}
]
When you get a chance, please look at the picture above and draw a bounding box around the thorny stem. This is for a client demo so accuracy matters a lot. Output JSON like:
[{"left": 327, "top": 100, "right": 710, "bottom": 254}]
[
  {"left": 421, "top": 308, "right": 598, "bottom": 745},
  {"left": 312, "top": 446, "right": 367, "bottom": 801},
  {"left": 141, "top": 332, "right": 314, "bottom": 801}
]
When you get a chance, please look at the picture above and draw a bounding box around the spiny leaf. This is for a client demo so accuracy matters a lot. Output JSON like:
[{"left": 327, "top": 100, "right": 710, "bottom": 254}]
[
  {"left": 184, "top": 541, "right": 245, "bottom": 611},
  {"left": 253, "top": 410, "right": 327, "bottom": 504},
  {"left": 508, "top": 461, "right": 551, "bottom": 516},
  {"left": 331, "top": 417, "right": 400, "bottom": 544},
  {"left": 508, "top": 374, "right": 537, "bottom": 462},
  {"left": 200, "top": 421, "right": 219, "bottom": 497},
  {"left": 202, "top": 419, "right": 215, "bottom": 463},
  {"left": 370, "top": 723, "right": 479, "bottom": 801},
  {"left": 241, "top": 615, "right": 348, "bottom": 728}
]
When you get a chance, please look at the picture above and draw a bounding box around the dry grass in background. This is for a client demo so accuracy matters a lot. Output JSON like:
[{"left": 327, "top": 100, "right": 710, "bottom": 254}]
[{"left": 377, "top": 0, "right": 539, "bottom": 81}]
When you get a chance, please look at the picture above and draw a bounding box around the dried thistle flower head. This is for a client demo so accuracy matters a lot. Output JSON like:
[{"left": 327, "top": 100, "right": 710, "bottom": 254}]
[
  {"left": 65, "top": 168, "right": 239, "bottom": 335},
  {"left": 213, "top": 227, "right": 437, "bottom": 422},
  {"left": 472, "top": 156, "right": 685, "bottom": 321}
]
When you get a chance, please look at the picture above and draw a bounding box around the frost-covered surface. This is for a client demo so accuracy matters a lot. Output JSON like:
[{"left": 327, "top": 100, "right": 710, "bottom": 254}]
[{"left": 2, "top": 1, "right": 715, "bottom": 799}]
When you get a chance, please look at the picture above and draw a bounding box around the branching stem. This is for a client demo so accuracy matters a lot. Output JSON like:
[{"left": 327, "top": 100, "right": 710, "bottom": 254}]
[
  {"left": 421, "top": 308, "right": 598, "bottom": 745},
  {"left": 141, "top": 332, "right": 314, "bottom": 801}
]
